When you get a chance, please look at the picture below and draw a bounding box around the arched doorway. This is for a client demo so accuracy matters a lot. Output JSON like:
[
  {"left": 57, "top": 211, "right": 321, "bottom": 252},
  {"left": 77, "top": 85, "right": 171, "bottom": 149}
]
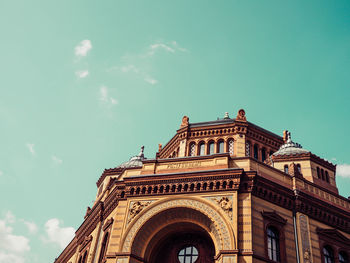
[
  {"left": 122, "top": 198, "right": 235, "bottom": 262},
  {"left": 147, "top": 222, "right": 215, "bottom": 263}
]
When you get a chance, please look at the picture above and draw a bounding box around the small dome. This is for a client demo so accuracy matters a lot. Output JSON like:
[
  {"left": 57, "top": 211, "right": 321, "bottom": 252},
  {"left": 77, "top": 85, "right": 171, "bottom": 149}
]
[
  {"left": 273, "top": 131, "right": 309, "bottom": 156},
  {"left": 117, "top": 146, "right": 146, "bottom": 168}
]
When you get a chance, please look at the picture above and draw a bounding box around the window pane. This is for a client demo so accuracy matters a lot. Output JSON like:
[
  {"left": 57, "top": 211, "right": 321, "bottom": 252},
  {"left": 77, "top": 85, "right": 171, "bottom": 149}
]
[
  {"left": 228, "top": 140, "right": 234, "bottom": 155},
  {"left": 199, "top": 143, "right": 205, "bottom": 155},
  {"left": 209, "top": 142, "right": 214, "bottom": 154},
  {"left": 246, "top": 142, "right": 250, "bottom": 156},
  {"left": 218, "top": 142, "right": 224, "bottom": 153}
]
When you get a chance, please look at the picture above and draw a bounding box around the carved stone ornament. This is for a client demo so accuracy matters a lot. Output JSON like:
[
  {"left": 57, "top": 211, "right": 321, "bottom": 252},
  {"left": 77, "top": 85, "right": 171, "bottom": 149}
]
[
  {"left": 122, "top": 198, "right": 233, "bottom": 252},
  {"left": 180, "top": 116, "right": 189, "bottom": 128},
  {"left": 236, "top": 109, "right": 246, "bottom": 122},
  {"left": 206, "top": 196, "right": 233, "bottom": 220},
  {"left": 299, "top": 214, "right": 312, "bottom": 263},
  {"left": 216, "top": 197, "right": 232, "bottom": 213},
  {"left": 128, "top": 201, "right": 152, "bottom": 223}
]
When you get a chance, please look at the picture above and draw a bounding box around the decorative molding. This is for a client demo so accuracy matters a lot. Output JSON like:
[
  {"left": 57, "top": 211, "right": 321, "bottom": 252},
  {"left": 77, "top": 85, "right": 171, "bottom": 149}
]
[
  {"left": 121, "top": 198, "right": 234, "bottom": 252},
  {"left": 316, "top": 227, "right": 350, "bottom": 246},
  {"left": 127, "top": 201, "right": 152, "bottom": 224},
  {"left": 79, "top": 235, "right": 92, "bottom": 252},
  {"left": 261, "top": 211, "right": 287, "bottom": 226},
  {"left": 103, "top": 218, "right": 114, "bottom": 231},
  {"left": 298, "top": 214, "right": 313, "bottom": 263},
  {"left": 207, "top": 196, "right": 233, "bottom": 220}
]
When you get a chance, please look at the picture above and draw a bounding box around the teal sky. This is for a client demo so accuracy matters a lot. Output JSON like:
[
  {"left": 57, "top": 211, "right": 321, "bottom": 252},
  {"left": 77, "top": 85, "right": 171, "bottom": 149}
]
[{"left": 0, "top": 1, "right": 350, "bottom": 262}]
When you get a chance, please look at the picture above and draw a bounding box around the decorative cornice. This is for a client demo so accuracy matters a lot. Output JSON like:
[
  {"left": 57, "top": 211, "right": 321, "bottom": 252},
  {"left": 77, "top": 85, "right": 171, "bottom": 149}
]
[{"left": 271, "top": 152, "right": 336, "bottom": 171}]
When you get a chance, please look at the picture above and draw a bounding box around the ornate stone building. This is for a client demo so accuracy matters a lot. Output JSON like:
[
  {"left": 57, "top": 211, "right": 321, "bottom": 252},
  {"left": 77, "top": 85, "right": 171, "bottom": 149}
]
[{"left": 55, "top": 109, "right": 350, "bottom": 263}]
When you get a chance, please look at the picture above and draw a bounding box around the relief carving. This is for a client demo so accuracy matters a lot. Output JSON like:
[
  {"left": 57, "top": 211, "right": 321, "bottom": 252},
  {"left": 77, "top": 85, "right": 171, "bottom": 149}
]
[
  {"left": 299, "top": 214, "right": 312, "bottom": 263},
  {"left": 207, "top": 196, "right": 233, "bottom": 220},
  {"left": 128, "top": 201, "right": 152, "bottom": 224},
  {"left": 122, "top": 198, "right": 233, "bottom": 252}
]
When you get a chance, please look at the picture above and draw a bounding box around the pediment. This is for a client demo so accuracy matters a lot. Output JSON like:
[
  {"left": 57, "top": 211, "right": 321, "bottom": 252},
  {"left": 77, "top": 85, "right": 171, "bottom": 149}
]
[
  {"left": 261, "top": 210, "right": 287, "bottom": 225},
  {"left": 317, "top": 227, "right": 350, "bottom": 245}
]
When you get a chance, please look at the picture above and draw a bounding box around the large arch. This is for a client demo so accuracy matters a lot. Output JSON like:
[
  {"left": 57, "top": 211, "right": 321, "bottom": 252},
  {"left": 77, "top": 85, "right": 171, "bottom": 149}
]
[{"left": 120, "top": 197, "right": 235, "bottom": 261}]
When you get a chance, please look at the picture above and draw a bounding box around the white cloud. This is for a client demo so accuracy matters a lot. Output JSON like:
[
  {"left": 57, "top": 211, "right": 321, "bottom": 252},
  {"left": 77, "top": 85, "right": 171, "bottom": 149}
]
[
  {"left": 26, "top": 143, "right": 35, "bottom": 155},
  {"left": 4, "top": 212, "right": 15, "bottom": 224},
  {"left": 146, "top": 41, "right": 188, "bottom": 57},
  {"left": 99, "top": 86, "right": 118, "bottom": 106},
  {"left": 44, "top": 218, "right": 75, "bottom": 249},
  {"left": 144, "top": 76, "right": 158, "bottom": 85},
  {"left": 0, "top": 252, "right": 25, "bottom": 263},
  {"left": 21, "top": 220, "right": 38, "bottom": 235},
  {"left": 337, "top": 163, "right": 350, "bottom": 178},
  {"left": 75, "top": 40, "right": 92, "bottom": 57},
  {"left": 52, "top": 155, "right": 63, "bottom": 165},
  {"left": 0, "top": 212, "right": 30, "bottom": 263},
  {"left": 110, "top": 97, "right": 118, "bottom": 105},
  {"left": 75, "top": 70, "right": 89, "bottom": 79}
]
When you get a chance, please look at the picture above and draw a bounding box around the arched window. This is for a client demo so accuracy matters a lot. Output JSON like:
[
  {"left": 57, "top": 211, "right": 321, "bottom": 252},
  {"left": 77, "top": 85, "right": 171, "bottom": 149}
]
[
  {"left": 253, "top": 144, "right": 259, "bottom": 160},
  {"left": 98, "top": 233, "right": 109, "bottom": 263},
  {"left": 297, "top": 164, "right": 301, "bottom": 173},
  {"left": 208, "top": 141, "right": 215, "bottom": 155},
  {"left": 284, "top": 165, "right": 289, "bottom": 174},
  {"left": 321, "top": 169, "right": 325, "bottom": 180},
  {"left": 325, "top": 171, "right": 329, "bottom": 183},
  {"left": 267, "top": 226, "right": 280, "bottom": 262},
  {"left": 217, "top": 140, "right": 224, "bottom": 153},
  {"left": 261, "top": 148, "right": 266, "bottom": 162},
  {"left": 228, "top": 139, "right": 234, "bottom": 155},
  {"left": 189, "top": 142, "right": 196, "bottom": 156},
  {"left": 323, "top": 245, "right": 334, "bottom": 263},
  {"left": 246, "top": 141, "right": 251, "bottom": 157},
  {"left": 339, "top": 251, "right": 348, "bottom": 263},
  {"left": 82, "top": 251, "right": 88, "bottom": 263},
  {"left": 317, "top": 167, "right": 321, "bottom": 179},
  {"left": 198, "top": 142, "right": 205, "bottom": 156}
]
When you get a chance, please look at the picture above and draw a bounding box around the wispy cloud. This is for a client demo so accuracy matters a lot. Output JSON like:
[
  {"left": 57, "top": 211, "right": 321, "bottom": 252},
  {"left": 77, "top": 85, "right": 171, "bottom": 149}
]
[
  {"left": 146, "top": 41, "right": 188, "bottom": 57},
  {"left": 74, "top": 40, "right": 92, "bottom": 57},
  {"left": 337, "top": 163, "right": 350, "bottom": 178},
  {"left": 107, "top": 40, "right": 187, "bottom": 86},
  {"left": 144, "top": 76, "right": 158, "bottom": 85},
  {"left": 99, "top": 86, "right": 118, "bottom": 106},
  {"left": 21, "top": 220, "right": 38, "bottom": 235},
  {"left": 52, "top": 155, "right": 63, "bottom": 165},
  {"left": 0, "top": 212, "right": 30, "bottom": 263},
  {"left": 44, "top": 218, "right": 75, "bottom": 249},
  {"left": 75, "top": 70, "right": 89, "bottom": 79},
  {"left": 108, "top": 64, "right": 158, "bottom": 85},
  {"left": 26, "top": 143, "right": 35, "bottom": 155}
]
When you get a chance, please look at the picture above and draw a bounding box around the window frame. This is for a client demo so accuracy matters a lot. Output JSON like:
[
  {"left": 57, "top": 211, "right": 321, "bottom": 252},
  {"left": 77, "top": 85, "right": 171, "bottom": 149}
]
[{"left": 261, "top": 211, "right": 287, "bottom": 262}]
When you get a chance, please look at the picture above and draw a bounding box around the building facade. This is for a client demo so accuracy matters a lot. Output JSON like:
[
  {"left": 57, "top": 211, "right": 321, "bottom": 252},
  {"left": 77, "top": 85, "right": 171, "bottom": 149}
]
[{"left": 55, "top": 109, "right": 350, "bottom": 263}]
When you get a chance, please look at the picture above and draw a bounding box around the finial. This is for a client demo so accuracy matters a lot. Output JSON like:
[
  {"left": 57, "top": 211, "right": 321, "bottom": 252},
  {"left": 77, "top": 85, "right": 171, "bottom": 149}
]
[
  {"left": 180, "top": 116, "right": 189, "bottom": 128},
  {"left": 138, "top": 146, "right": 144, "bottom": 157},
  {"left": 287, "top": 131, "right": 292, "bottom": 143},
  {"left": 158, "top": 143, "right": 162, "bottom": 152},
  {"left": 236, "top": 109, "right": 246, "bottom": 122},
  {"left": 283, "top": 130, "right": 288, "bottom": 143},
  {"left": 224, "top": 112, "right": 230, "bottom": 119}
]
